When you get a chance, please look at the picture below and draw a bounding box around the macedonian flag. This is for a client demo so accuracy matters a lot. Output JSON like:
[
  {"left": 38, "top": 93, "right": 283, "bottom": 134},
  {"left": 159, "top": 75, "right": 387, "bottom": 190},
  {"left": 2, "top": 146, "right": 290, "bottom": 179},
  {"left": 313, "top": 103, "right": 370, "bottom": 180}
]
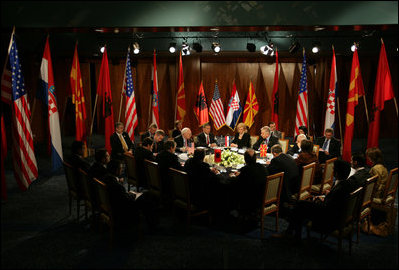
[
  {"left": 260, "top": 144, "right": 268, "bottom": 157},
  {"left": 175, "top": 51, "right": 186, "bottom": 122},
  {"left": 243, "top": 80, "right": 259, "bottom": 129}
]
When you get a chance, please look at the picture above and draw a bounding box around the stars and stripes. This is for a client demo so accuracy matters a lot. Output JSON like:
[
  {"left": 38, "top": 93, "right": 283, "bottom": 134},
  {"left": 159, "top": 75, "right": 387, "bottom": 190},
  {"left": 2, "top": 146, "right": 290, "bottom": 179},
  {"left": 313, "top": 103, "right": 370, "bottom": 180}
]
[
  {"left": 1, "top": 64, "right": 12, "bottom": 104},
  {"left": 123, "top": 49, "right": 138, "bottom": 142},
  {"left": 324, "top": 48, "right": 337, "bottom": 130},
  {"left": 209, "top": 81, "right": 225, "bottom": 130},
  {"left": 294, "top": 51, "right": 309, "bottom": 136},
  {"left": 9, "top": 33, "right": 38, "bottom": 190}
]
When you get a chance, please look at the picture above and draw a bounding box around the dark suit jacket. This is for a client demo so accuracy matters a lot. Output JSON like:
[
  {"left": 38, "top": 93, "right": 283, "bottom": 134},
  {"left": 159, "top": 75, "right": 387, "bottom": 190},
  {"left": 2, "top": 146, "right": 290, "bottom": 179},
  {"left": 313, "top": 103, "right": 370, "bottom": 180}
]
[
  {"left": 252, "top": 135, "right": 279, "bottom": 153},
  {"left": 88, "top": 162, "right": 108, "bottom": 181},
  {"left": 315, "top": 136, "right": 341, "bottom": 163},
  {"left": 195, "top": 132, "right": 217, "bottom": 147},
  {"left": 231, "top": 132, "right": 251, "bottom": 149},
  {"left": 152, "top": 140, "right": 164, "bottom": 154},
  {"left": 140, "top": 131, "right": 154, "bottom": 142},
  {"left": 233, "top": 163, "right": 269, "bottom": 215},
  {"left": 174, "top": 135, "right": 194, "bottom": 152},
  {"left": 172, "top": 129, "right": 181, "bottom": 138},
  {"left": 267, "top": 153, "right": 300, "bottom": 204},
  {"left": 110, "top": 132, "right": 134, "bottom": 160},
  {"left": 67, "top": 154, "right": 92, "bottom": 173},
  {"left": 270, "top": 130, "right": 282, "bottom": 139},
  {"left": 134, "top": 146, "right": 155, "bottom": 188},
  {"left": 156, "top": 150, "right": 183, "bottom": 195},
  {"left": 287, "top": 144, "right": 301, "bottom": 156}
]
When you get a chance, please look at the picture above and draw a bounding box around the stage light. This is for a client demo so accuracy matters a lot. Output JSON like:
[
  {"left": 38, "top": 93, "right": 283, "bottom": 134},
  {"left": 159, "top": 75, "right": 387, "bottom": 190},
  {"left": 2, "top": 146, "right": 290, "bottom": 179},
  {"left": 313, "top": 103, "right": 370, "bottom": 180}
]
[
  {"left": 246, "top": 43, "right": 256, "bottom": 52},
  {"left": 289, "top": 41, "right": 300, "bottom": 54},
  {"left": 169, "top": 42, "right": 176, "bottom": 53},
  {"left": 133, "top": 42, "right": 140, "bottom": 54},
  {"left": 212, "top": 42, "right": 221, "bottom": 53},
  {"left": 192, "top": 43, "right": 203, "bottom": 53},
  {"left": 182, "top": 42, "right": 190, "bottom": 56},
  {"left": 312, "top": 42, "right": 321, "bottom": 54},
  {"left": 351, "top": 42, "right": 359, "bottom": 52},
  {"left": 100, "top": 46, "right": 105, "bottom": 53},
  {"left": 260, "top": 42, "right": 274, "bottom": 55}
]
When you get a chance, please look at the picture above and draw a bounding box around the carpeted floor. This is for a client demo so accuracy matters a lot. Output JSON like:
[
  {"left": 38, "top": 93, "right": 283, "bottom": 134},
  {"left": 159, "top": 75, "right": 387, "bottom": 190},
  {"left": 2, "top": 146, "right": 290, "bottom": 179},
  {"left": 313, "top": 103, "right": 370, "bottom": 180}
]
[{"left": 1, "top": 136, "right": 398, "bottom": 269}]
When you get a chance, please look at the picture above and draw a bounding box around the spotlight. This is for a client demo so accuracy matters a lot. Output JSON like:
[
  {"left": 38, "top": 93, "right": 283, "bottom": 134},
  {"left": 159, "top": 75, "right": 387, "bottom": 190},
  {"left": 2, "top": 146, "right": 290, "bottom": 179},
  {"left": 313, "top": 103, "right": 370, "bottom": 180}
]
[
  {"left": 169, "top": 42, "right": 176, "bottom": 53},
  {"left": 133, "top": 42, "right": 140, "bottom": 54},
  {"left": 192, "top": 43, "right": 203, "bottom": 53},
  {"left": 246, "top": 43, "right": 256, "bottom": 52},
  {"left": 260, "top": 43, "right": 274, "bottom": 55},
  {"left": 351, "top": 42, "right": 359, "bottom": 52},
  {"left": 212, "top": 42, "right": 221, "bottom": 53},
  {"left": 100, "top": 46, "right": 105, "bottom": 53},
  {"left": 312, "top": 42, "right": 321, "bottom": 54},
  {"left": 289, "top": 41, "right": 300, "bottom": 54},
  {"left": 181, "top": 42, "right": 190, "bottom": 56}
]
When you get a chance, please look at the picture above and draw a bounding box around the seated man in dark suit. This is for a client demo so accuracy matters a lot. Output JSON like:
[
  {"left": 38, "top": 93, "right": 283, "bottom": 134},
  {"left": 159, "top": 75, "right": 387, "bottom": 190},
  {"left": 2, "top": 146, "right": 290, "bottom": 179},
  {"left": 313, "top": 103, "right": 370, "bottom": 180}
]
[
  {"left": 134, "top": 137, "right": 155, "bottom": 189},
  {"left": 110, "top": 122, "right": 134, "bottom": 161},
  {"left": 141, "top": 123, "right": 158, "bottom": 142},
  {"left": 174, "top": 127, "right": 194, "bottom": 153},
  {"left": 280, "top": 154, "right": 370, "bottom": 240},
  {"left": 152, "top": 129, "right": 165, "bottom": 155},
  {"left": 67, "top": 140, "right": 92, "bottom": 172},
  {"left": 88, "top": 148, "right": 110, "bottom": 181},
  {"left": 267, "top": 144, "right": 300, "bottom": 212},
  {"left": 252, "top": 126, "right": 279, "bottom": 153},
  {"left": 269, "top": 121, "right": 282, "bottom": 139},
  {"left": 195, "top": 123, "right": 218, "bottom": 148},
  {"left": 172, "top": 120, "right": 182, "bottom": 138},
  {"left": 184, "top": 149, "right": 219, "bottom": 209},
  {"left": 287, "top": 134, "right": 307, "bottom": 156},
  {"left": 315, "top": 128, "right": 341, "bottom": 163},
  {"left": 231, "top": 148, "right": 269, "bottom": 219},
  {"left": 156, "top": 140, "right": 184, "bottom": 202}
]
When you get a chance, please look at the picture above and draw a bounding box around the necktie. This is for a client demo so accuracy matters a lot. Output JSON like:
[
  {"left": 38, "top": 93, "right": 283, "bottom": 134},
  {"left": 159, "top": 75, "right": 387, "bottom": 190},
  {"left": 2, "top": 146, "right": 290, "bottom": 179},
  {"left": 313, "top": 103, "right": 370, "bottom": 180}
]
[
  {"left": 119, "top": 134, "right": 128, "bottom": 151},
  {"left": 322, "top": 139, "right": 329, "bottom": 151},
  {"left": 206, "top": 134, "right": 209, "bottom": 144}
]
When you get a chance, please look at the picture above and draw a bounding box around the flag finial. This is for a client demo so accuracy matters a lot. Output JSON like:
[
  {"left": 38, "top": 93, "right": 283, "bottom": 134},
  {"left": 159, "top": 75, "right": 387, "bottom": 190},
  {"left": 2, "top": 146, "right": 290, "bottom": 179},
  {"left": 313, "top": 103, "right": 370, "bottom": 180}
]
[{"left": 381, "top": 38, "right": 384, "bottom": 44}]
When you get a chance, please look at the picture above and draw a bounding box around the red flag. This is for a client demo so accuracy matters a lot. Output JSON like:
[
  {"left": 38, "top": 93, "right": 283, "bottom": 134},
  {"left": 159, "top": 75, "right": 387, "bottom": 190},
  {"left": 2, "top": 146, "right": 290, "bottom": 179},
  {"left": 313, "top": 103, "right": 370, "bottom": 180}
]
[
  {"left": 176, "top": 51, "right": 186, "bottom": 122},
  {"left": 367, "top": 41, "right": 395, "bottom": 149},
  {"left": 150, "top": 50, "right": 160, "bottom": 128},
  {"left": 70, "top": 43, "right": 87, "bottom": 147},
  {"left": 1, "top": 113, "right": 7, "bottom": 200},
  {"left": 194, "top": 81, "right": 209, "bottom": 126},
  {"left": 271, "top": 49, "right": 279, "bottom": 128},
  {"left": 342, "top": 48, "right": 365, "bottom": 162},
  {"left": 243, "top": 81, "right": 259, "bottom": 129},
  {"left": 96, "top": 46, "right": 114, "bottom": 153},
  {"left": 260, "top": 144, "right": 268, "bottom": 157}
]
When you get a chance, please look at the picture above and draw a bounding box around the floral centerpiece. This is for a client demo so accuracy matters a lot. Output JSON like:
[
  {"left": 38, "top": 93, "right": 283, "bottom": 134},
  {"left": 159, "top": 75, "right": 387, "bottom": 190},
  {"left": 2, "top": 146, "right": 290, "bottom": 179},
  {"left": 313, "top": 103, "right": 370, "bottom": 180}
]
[{"left": 204, "top": 149, "right": 245, "bottom": 168}]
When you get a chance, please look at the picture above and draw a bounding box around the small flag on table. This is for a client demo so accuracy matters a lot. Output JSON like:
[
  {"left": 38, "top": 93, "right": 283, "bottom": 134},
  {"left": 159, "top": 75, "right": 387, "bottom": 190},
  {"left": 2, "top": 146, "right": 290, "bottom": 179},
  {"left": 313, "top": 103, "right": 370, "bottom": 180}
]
[
  {"left": 225, "top": 136, "right": 230, "bottom": 147},
  {"left": 260, "top": 144, "right": 268, "bottom": 157}
]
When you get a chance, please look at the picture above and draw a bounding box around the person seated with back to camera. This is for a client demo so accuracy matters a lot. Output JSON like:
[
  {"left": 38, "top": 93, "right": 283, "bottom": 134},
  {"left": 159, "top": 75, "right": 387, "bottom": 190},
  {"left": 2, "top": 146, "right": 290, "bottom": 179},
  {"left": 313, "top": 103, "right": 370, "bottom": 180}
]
[
  {"left": 195, "top": 123, "right": 218, "bottom": 148},
  {"left": 287, "top": 133, "right": 307, "bottom": 156},
  {"left": 134, "top": 137, "right": 155, "bottom": 190},
  {"left": 88, "top": 148, "right": 110, "bottom": 182},
  {"left": 141, "top": 123, "right": 158, "bottom": 142},
  {"left": 230, "top": 122, "right": 251, "bottom": 149},
  {"left": 295, "top": 139, "right": 323, "bottom": 186},
  {"left": 151, "top": 129, "right": 165, "bottom": 155},
  {"left": 110, "top": 121, "right": 134, "bottom": 161},
  {"left": 252, "top": 126, "right": 279, "bottom": 153},
  {"left": 184, "top": 148, "right": 219, "bottom": 209},
  {"left": 174, "top": 127, "right": 194, "bottom": 153},
  {"left": 230, "top": 148, "right": 269, "bottom": 221},
  {"left": 315, "top": 128, "right": 341, "bottom": 164},
  {"left": 68, "top": 140, "right": 92, "bottom": 172}
]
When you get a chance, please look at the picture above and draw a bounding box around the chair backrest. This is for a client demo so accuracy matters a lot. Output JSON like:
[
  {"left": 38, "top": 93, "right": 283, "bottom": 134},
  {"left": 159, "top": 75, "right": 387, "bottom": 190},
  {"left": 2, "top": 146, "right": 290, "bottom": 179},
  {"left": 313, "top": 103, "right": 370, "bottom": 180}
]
[
  {"left": 278, "top": 139, "right": 289, "bottom": 154},
  {"left": 313, "top": 144, "right": 320, "bottom": 157},
  {"left": 386, "top": 168, "right": 398, "bottom": 199},
  {"left": 63, "top": 161, "right": 78, "bottom": 194},
  {"left": 124, "top": 152, "right": 139, "bottom": 180},
  {"left": 298, "top": 162, "right": 316, "bottom": 200},
  {"left": 93, "top": 178, "right": 112, "bottom": 217},
  {"left": 144, "top": 159, "right": 162, "bottom": 191},
  {"left": 337, "top": 186, "right": 363, "bottom": 229},
  {"left": 250, "top": 136, "right": 259, "bottom": 147},
  {"left": 77, "top": 168, "right": 94, "bottom": 202},
  {"left": 168, "top": 129, "right": 173, "bottom": 138},
  {"left": 169, "top": 167, "right": 190, "bottom": 205},
  {"left": 361, "top": 175, "right": 378, "bottom": 207},
  {"left": 280, "top": 132, "right": 285, "bottom": 140},
  {"left": 320, "top": 157, "right": 337, "bottom": 191},
  {"left": 263, "top": 172, "right": 284, "bottom": 206}
]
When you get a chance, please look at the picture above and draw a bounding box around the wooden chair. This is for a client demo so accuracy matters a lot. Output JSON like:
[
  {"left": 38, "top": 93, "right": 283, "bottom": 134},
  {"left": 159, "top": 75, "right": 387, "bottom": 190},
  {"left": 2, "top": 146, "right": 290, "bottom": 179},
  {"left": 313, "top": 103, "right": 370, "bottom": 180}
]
[
  {"left": 169, "top": 167, "right": 211, "bottom": 229},
  {"left": 77, "top": 168, "right": 98, "bottom": 220},
  {"left": 260, "top": 172, "right": 284, "bottom": 238},
  {"left": 311, "top": 157, "right": 337, "bottom": 195},
  {"left": 144, "top": 159, "right": 162, "bottom": 198},
  {"left": 295, "top": 162, "right": 316, "bottom": 201},
  {"left": 250, "top": 136, "right": 259, "bottom": 147},
  {"left": 356, "top": 175, "right": 378, "bottom": 243},
  {"left": 63, "top": 161, "right": 85, "bottom": 222},
  {"left": 93, "top": 178, "right": 115, "bottom": 248},
  {"left": 124, "top": 152, "right": 139, "bottom": 191},
  {"left": 278, "top": 139, "right": 289, "bottom": 154},
  {"left": 313, "top": 144, "right": 320, "bottom": 158},
  {"left": 306, "top": 187, "right": 363, "bottom": 255}
]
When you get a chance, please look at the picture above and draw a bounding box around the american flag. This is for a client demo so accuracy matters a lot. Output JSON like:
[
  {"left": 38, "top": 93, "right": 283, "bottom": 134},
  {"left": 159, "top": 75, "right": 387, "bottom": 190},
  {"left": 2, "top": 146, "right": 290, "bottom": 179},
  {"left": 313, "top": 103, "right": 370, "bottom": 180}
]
[
  {"left": 209, "top": 81, "right": 225, "bottom": 130},
  {"left": 9, "top": 33, "right": 38, "bottom": 190},
  {"left": 295, "top": 51, "right": 308, "bottom": 136},
  {"left": 1, "top": 64, "right": 12, "bottom": 104},
  {"left": 324, "top": 48, "right": 336, "bottom": 130},
  {"left": 123, "top": 50, "right": 138, "bottom": 142}
]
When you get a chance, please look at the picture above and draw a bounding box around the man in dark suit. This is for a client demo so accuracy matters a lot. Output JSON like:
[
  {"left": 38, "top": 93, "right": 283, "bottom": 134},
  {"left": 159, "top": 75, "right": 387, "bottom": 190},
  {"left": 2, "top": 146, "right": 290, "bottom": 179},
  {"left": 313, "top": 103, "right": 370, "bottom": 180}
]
[
  {"left": 134, "top": 137, "right": 155, "bottom": 189},
  {"left": 269, "top": 121, "right": 282, "bottom": 139},
  {"left": 152, "top": 129, "right": 165, "bottom": 155},
  {"left": 231, "top": 148, "right": 269, "bottom": 218},
  {"left": 110, "top": 122, "right": 134, "bottom": 161},
  {"left": 67, "top": 140, "right": 92, "bottom": 172},
  {"left": 195, "top": 123, "right": 218, "bottom": 148},
  {"left": 172, "top": 120, "right": 182, "bottom": 138},
  {"left": 315, "top": 128, "right": 341, "bottom": 163},
  {"left": 174, "top": 127, "right": 194, "bottom": 153},
  {"left": 141, "top": 123, "right": 158, "bottom": 142},
  {"left": 88, "top": 148, "right": 110, "bottom": 181},
  {"left": 267, "top": 144, "right": 300, "bottom": 210},
  {"left": 252, "top": 126, "right": 279, "bottom": 153},
  {"left": 156, "top": 140, "right": 183, "bottom": 201},
  {"left": 287, "top": 134, "right": 307, "bottom": 156}
]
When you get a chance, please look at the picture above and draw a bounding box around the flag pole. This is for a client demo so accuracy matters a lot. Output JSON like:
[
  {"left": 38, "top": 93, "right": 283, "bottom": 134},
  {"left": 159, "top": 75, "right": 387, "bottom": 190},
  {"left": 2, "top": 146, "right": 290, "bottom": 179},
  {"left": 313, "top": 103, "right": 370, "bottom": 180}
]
[
  {"left": 118, "top": 47, "right": 129, "bottom": 123},
  {"left": 89, "top": 93, "right": 98, "bottom": 147},
  {"left": 2, "top": 26, "right": 15, "bottom": 85},
  {"left": 362, "top": 96, "right": 369, "bottom": 124},
  {"left": 393, "top": 97, "right": 399, "bottom": 117}
]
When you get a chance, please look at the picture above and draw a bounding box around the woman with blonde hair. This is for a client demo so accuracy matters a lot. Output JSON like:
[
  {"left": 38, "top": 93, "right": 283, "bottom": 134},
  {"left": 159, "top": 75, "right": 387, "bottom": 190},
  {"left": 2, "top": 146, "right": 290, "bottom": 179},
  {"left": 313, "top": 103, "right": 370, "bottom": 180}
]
[
  {"left": 231, "top": 122, "right": 251, "bottom": 149},
  {"left": 366, "top": 147, "right": 388, "bottom": 199}
]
